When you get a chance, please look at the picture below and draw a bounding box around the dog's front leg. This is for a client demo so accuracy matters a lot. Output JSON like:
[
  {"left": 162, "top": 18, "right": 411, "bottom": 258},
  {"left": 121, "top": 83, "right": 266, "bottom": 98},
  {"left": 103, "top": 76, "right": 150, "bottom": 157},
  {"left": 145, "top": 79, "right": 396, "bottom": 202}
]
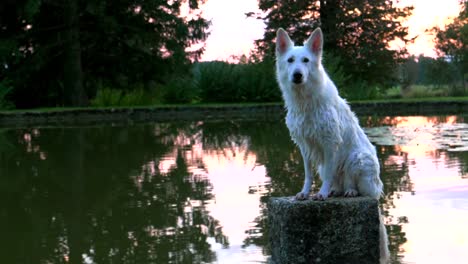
[
  {"left": 312, "top": 177, "right": 332, "bottom": 201},
  {"left": 312, "top": 152, "right": 336, "bottom": 201},
  {"left": 295, "top": 145, "right": 313, "bottom": 200}
]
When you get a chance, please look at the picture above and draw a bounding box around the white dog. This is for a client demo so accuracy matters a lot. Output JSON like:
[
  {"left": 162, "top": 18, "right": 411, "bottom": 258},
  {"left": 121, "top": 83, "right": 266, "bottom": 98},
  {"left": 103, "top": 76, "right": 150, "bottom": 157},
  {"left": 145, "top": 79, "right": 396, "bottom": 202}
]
[{"left": 275, "top": 27, "right": 389, "bottom": 262}]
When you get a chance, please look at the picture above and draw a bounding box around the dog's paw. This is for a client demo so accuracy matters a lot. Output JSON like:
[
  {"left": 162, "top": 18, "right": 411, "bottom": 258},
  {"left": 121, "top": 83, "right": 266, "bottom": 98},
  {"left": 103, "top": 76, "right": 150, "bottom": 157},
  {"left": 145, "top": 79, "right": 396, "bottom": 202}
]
[
  {"left": 311, "top": 193, "right": 328, "bottom": 201},
  {"left": 329, "top": 189, "right": 343, "bottom": 197},
  {"left": 295, "top": 191, "right": 310, "bottom": 200},
  {"left": 344, "top": 189, "right": 359, "bottom": 197}
]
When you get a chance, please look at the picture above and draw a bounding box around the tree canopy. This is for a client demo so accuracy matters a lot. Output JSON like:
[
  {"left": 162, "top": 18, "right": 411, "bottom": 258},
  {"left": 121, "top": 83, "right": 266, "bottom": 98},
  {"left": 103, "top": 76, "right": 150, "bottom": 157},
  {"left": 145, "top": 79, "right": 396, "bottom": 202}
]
[
  {"left": 0, "top": 0, "right": 210, "bottom": 108},
  {"left": 433, "top": 0, "right": 467, "bottom": 89},
  {"left": 248, "top": 0, "right": 413, "bottom": 91}
]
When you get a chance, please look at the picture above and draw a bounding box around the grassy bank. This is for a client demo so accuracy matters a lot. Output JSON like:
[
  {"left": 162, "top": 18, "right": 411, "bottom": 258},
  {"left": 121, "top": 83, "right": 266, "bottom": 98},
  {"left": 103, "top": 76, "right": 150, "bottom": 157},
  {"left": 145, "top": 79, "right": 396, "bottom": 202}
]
[
  {"left": 350, "top": 96, "right": 468, "bottom": 104},
  {"left": 1, "top": 98, "right": 468, "bottom": 128},
  {"left": 1, "top": 97, "right": 468, "bottom": 114}
]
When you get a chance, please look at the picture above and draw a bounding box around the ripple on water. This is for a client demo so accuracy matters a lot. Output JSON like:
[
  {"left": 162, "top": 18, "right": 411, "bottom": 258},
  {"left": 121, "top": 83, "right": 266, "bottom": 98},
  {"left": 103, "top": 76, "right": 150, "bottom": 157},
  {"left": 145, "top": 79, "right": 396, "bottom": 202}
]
[{"left": 365, "top": 122, "right": 468, "bottom": 152}]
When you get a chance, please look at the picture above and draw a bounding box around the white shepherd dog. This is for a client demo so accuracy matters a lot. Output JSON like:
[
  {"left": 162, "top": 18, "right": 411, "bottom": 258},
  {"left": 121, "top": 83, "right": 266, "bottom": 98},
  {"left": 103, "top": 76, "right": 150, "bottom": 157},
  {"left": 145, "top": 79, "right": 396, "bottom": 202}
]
[{"left": 275, "top": 27, "right": 389, "bottom": 262}]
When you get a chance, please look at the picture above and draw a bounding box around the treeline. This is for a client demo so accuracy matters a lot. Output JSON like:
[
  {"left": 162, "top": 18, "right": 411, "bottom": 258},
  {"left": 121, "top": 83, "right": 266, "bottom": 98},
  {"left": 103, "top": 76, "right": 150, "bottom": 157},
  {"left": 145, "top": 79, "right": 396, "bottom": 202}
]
[
  {"left": 401, "top": 56, "right": 465, "bottom": 91},
  {"left": 126, "top": 54, "right": 463, "bottom": 105},
  {"left": 90, "top": 60, "right": 280, "bottom": 106},
  {"left": 88, "top": 54, "right": 348, "bottom": 106},
  {"left": 0, "top": 1, "right": 466, "bottom": 109},
  {"left": 0, "top": 0, "right": 209, "bottom": 109}
]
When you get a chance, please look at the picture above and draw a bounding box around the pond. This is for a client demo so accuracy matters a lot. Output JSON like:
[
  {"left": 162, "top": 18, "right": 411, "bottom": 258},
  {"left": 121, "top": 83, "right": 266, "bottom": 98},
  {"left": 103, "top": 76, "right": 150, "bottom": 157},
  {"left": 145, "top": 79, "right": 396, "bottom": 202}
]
[{"left": 1, "top": 113, "right": 467, "bottom": 264}]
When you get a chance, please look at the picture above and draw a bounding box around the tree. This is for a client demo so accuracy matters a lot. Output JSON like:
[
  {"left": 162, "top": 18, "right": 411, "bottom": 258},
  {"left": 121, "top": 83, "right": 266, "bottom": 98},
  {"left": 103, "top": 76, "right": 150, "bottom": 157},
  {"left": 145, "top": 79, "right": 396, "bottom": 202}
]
[
  {"left": 0, "top": 0, "right": 210, "bottom": 108},
  {"left": 433, "top": 0, "right": 467, "bottom": 91},
  {"left": 417, "top": 55, "right": 458, "bottom": 89},
  {"left": 400, "top": 55, "right": 419, "bottom": 91},
  {"left": 64, "top": 0, "right": 87, "bottom": 106},
  {"left": 248, "top": 0, "right": 413, "bottom": 92}
]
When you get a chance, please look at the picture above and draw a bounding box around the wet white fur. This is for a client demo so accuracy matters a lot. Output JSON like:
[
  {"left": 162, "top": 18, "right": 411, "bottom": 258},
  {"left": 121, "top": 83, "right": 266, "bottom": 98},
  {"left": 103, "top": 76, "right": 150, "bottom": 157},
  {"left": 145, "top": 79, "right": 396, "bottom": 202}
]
[{"left": 275, "top": 28, "right": 389, "bottom": 262}]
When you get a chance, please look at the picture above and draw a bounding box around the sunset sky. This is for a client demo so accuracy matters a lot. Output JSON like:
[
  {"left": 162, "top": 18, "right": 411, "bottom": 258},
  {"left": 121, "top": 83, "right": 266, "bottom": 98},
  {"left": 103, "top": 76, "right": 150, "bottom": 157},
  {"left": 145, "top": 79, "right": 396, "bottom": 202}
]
[{"left": 197, "top": 0, "right": 462, "bottom": 61}]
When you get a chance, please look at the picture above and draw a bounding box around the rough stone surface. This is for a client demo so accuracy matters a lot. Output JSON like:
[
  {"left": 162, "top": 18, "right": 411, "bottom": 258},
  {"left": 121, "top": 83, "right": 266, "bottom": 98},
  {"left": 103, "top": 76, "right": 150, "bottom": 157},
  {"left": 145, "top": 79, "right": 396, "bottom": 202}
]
[{"left": 268, "top": 196, "right": 380, "bottom": 264}]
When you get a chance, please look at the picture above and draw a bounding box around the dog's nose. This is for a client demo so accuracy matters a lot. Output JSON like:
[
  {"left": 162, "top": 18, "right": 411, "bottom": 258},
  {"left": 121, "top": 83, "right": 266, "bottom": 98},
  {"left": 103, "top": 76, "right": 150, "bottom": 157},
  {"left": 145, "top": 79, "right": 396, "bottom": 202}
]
[{"left": 293, "top": 72, "right": 303, "bottom": 84}]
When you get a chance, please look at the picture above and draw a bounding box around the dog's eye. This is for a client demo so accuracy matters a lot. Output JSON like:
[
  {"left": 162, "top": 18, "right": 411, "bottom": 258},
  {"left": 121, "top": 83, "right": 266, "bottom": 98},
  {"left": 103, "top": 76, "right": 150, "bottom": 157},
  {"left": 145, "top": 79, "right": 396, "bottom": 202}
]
[
  {"left": 287, "top": 57, "right": 294, "bottom": 63},
  {"left": 303, "top": 57, "right": 310, "bottom": 63}
]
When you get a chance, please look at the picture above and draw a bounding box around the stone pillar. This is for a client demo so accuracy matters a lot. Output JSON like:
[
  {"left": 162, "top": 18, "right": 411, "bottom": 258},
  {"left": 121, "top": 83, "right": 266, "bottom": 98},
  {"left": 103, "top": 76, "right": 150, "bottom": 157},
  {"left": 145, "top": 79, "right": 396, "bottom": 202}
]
[{"left": 268, "top": 197, "right": 380, "bottom": 264}]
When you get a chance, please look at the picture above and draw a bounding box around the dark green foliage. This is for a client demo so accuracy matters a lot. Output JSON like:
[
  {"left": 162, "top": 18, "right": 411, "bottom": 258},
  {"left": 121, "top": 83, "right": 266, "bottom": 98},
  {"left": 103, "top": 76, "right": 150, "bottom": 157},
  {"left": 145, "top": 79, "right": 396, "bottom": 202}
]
[
  {"left": 322, "top": 52, "right": 351, "bottom": 92},
  {"left": 248, "top": 0, "right": 413, "bottom": 94},
  {"left": 163, "top": 54, "right": 352, "bottom": 104},
  {"left": 90, "top": 87, "right": 155, "bottom": 107},
  {"left": 392, "top": 54, "right": 468, "bottom": 98},
  {"left": 91, "top": 88, "right": 124, "bottom": 107},
  {"left": 195, "top": 60, "right": 280, "bottom": 103},
  {"left": 399, "top": 55, "right": 467, "bottom": 96},
  {"left": 0, "top": 79, "right": 14, "bottom": 109},
  {"left": 417, "top": 56, "right": 459, "bottom": 88},
  {"left": 433, "top": 1, "right": 467, "bottom": 92},
  {"left": 0, "top": 0, "right": 210, "bottom": 108},
  {"left": 160, "top": 75, "right": 200, "bottom": 104},
  {"left": 400, "top": 56, "right": 419, "bottom": 90},
  {"left": 195, "top": 61, "right": 237, "bottom": 102}
]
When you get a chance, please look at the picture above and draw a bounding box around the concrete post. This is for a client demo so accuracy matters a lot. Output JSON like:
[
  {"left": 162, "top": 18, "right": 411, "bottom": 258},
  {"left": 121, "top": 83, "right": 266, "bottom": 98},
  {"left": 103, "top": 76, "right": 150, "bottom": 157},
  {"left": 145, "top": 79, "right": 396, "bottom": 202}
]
[{"left": 268, "top": 196, "right": 380, "bottom": 264}]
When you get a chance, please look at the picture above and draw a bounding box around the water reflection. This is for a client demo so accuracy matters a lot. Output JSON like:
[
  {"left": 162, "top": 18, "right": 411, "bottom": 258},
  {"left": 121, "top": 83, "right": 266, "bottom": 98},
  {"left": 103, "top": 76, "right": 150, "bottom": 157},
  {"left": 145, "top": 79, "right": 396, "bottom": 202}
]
[
  {"left": 365, "top": 115, "right": 468, "bottom": 263},
  {"left": 0, "top": 125, "right": 225, "bottom": 263},
  {"left": 0, "top": 115, "right": 467, "bottom": 263}
]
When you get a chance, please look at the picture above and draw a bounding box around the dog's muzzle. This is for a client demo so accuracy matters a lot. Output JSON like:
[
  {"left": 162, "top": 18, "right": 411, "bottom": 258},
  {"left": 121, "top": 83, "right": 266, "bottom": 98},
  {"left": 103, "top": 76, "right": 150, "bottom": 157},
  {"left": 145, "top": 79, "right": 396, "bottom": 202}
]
[{"left": 293, "top": 72, "right": 303, "bottom": 84}]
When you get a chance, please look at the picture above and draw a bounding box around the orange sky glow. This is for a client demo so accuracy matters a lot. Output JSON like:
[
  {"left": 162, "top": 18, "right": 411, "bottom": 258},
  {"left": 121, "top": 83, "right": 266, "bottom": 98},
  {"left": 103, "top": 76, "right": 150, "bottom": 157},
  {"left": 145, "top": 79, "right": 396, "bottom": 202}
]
[{"left": 196, "top": 0, "right": 462, "bottom": 61}]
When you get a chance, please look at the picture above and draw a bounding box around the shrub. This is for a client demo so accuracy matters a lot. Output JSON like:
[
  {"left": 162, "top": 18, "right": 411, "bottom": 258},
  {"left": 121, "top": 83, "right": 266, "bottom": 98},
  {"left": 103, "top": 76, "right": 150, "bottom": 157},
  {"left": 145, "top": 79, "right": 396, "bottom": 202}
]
[
  {"left": 0, "top": 79, "right": 15, "bottom": 109},
  {"left": 90, "top": 87, "right": 123, "bottom": 107},
  {"left": 195, "top": 60, "right": 280, "bottom": 103},
  {"left": 120, "top": 88, "right": 151, "bottom": 106},
  {"left": 383, "top": 86, "right": 402, "bottom": 99},
  {"left": 404, "top": 85, "right": 447, "bottom": 98},
  {"left": 235, "top": 61, "right": 280, "bottom": 102},
  {"left": 340, "top": 79, "right": 382, "bottom": 101},
  {"left": 159, "top": 76, "right": 199, "bottom": 104},
  {"left": 195, "top": 61, "right": 237, "bottom": 102},
  {"left": 323, "top": 52, "right": 351, "bottom": 91},
  {"left": 91, "top": 86, "right": 155, "bottom": 107}
]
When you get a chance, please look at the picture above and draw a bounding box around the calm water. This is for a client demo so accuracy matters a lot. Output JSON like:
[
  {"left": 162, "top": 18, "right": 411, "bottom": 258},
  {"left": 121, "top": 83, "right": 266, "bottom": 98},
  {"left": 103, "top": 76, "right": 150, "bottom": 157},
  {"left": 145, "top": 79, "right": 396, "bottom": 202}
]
[{"left": 1, "top": 114, "right": 467, "bottom": 264}]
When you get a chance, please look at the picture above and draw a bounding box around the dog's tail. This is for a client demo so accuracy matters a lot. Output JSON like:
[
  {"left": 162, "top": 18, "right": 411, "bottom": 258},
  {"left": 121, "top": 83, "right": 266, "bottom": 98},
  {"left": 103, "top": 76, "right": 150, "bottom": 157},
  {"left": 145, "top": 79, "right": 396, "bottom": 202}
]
[{"left": 379, "top": 207, "right": 390, "bottom": 264}]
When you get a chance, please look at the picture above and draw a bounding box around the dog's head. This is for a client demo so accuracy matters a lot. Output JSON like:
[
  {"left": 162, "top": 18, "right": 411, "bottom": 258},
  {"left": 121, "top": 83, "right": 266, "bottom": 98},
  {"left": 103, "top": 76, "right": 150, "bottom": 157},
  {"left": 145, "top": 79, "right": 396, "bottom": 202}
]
[{"left": 275, "top": 28, "right": 323, "bottom": 86}]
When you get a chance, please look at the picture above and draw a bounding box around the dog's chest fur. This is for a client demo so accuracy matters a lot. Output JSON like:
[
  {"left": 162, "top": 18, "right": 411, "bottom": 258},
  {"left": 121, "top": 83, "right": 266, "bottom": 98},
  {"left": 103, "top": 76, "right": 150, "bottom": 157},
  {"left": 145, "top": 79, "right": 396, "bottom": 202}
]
[{"left": 285, "top": 104, "right": 341, "bottom": 149}]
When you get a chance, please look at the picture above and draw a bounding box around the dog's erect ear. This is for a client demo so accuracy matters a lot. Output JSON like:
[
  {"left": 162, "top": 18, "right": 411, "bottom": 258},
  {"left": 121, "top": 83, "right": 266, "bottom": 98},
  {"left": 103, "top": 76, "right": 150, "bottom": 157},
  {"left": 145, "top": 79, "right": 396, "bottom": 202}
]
[
  {"left": 305, "top": 27, "right": 323, "bottom": 58},
  {"left": 276, "top": 28, "right": 293, "bottom": 55}
]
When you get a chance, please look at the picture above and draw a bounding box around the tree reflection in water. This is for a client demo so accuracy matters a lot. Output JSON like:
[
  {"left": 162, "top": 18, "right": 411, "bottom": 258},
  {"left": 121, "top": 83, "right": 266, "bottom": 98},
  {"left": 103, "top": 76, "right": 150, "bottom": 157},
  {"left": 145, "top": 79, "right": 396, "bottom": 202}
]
[
  {"left": 1, "top": 115, "right": 467, "bottom": 263},
  {"left": 0, "top": 124, "right": 226, "bottom": 263}
]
